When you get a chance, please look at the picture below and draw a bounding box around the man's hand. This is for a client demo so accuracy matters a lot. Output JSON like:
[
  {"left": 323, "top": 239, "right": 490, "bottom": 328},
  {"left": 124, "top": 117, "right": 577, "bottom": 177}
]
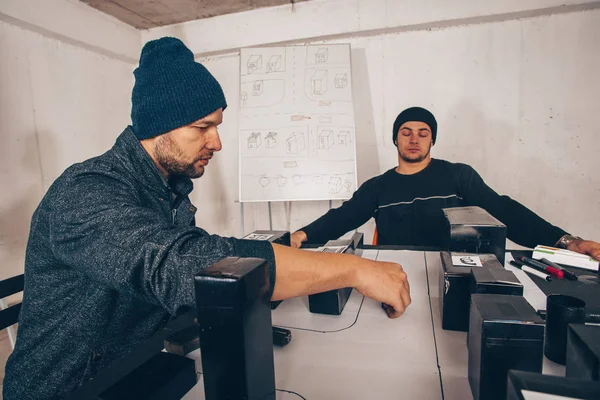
[
  {"left": 290, "top": 230, "right": 307, "bottom": 248},
  {"left": 567, "top": 239, "right": 600, "bottom": 261},
  {"left": 355, "top": 261, "right": 411, "bottom": 319}
]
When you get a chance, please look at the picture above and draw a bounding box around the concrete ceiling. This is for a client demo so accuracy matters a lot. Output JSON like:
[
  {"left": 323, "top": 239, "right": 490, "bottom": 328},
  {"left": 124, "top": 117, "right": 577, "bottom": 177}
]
[{"left": 81, "top": 0, "right": 307, "bottom": 29}]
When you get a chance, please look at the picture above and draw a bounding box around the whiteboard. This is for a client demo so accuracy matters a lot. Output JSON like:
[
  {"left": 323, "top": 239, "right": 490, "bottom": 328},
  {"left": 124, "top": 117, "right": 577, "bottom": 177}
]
[{"left": 238, "top": 44, "right": 357, "bottom": 202}]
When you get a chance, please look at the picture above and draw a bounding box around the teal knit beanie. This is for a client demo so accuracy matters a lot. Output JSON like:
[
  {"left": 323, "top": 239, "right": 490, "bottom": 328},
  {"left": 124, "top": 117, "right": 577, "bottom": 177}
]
[{"left": 131, "top": 37, "right": 227, "bottom": 140}]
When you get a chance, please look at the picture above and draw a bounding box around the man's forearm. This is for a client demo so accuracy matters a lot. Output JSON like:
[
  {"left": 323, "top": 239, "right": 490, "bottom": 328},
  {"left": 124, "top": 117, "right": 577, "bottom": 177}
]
[
  {"left": 300, "top": 190, "right": 375, "bottom": 244},
  {"left": 270, "top": 243, "right": 413, "bottom": 318},
  {"left": 500, "top": 198, "right": 566, "bottom": 248},
  {"left": 462, "top": 167, "right": 566, "bottom": 248},
  {"left": 270, "top": 243, "right": 363, "bottom": 301},
  {"left": 300, "top": 212, "right": 346, "bottom": 244}
]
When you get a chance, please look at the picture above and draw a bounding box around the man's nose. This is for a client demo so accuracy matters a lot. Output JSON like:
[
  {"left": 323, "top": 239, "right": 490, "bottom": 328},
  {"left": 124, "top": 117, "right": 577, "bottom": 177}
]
[{"left": 208, "top": 130, "right": 222, "bottom": 152}]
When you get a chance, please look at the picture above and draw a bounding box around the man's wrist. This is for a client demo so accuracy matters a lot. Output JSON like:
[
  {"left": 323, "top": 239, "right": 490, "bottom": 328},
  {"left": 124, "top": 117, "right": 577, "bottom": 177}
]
[
  {"left": 299, "top": 230, "right": 308, "bottom": 242},
  {"left": 349, "top": 257, "right": 370, "bottom": 289},
  {"left": 555, "top": 234, "right": 584, "bottom": 249}
]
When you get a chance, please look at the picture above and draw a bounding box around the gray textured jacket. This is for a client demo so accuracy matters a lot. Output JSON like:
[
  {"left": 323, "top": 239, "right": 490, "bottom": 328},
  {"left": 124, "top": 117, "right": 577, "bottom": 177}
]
[{"left": 3, "top": 127, "right": 275, "bottom": 400}]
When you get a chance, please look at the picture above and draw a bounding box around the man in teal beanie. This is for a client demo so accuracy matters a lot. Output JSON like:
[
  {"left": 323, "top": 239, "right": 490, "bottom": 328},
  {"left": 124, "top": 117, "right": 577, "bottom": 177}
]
[{"left": 3, "top": 37, "right": 411, "bottom": 399}]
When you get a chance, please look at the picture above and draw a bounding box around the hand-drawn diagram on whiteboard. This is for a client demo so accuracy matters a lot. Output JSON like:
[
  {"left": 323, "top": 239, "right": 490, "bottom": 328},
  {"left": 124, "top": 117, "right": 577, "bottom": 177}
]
[{"left": 239, "top": 44, "right": 357, "bottom": 202}]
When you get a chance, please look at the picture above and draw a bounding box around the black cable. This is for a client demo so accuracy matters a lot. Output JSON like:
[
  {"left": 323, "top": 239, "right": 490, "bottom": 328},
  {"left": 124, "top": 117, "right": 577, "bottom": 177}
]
[
  {"left": 275, "top": 250, "right": 382, "bottom": 333},
  {"left": 276, "top": 388, "right": 307, "bottom": 399},
  {"left": 275, "top": 295, "right": 365, "bottom": 333}
]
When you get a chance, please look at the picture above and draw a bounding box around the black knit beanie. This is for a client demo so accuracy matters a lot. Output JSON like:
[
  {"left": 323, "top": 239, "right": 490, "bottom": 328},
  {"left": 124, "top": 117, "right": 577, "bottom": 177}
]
[
  {"left": 392, "top": 107, "right": 437, "bottom": 145},
  {"left": 131, "top": 37, "right": 227, "bottom": 140}
]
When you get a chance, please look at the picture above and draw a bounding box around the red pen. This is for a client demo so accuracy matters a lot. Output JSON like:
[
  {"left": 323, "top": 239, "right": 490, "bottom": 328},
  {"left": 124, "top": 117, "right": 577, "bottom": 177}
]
[
  {"left": 539, "top": 257, "right": 578, "bottom": 281},
  {"left": 520, "top": 256, "right": 564, "bottom": 279}
]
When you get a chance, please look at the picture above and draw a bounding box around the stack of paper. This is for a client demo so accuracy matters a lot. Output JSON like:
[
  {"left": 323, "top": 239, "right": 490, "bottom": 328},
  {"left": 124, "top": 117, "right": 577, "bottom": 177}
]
[{"left": 532, "top": 245, "right": 599, "bottom": 271}]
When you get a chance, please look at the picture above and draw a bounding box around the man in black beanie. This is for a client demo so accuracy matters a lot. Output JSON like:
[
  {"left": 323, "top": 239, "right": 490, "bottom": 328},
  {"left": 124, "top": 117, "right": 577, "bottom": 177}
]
[
  {"left": 3, "top": 37, "right": 411, "bottom": 400},
  {"left": 291, "top": 107, "right": 600, "bottom": 261}
]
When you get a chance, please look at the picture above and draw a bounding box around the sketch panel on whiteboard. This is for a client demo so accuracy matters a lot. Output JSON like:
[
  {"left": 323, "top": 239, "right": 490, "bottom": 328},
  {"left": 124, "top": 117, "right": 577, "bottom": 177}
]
[{"left": 239, "top": 44, "right": 357, "bottom": 202}]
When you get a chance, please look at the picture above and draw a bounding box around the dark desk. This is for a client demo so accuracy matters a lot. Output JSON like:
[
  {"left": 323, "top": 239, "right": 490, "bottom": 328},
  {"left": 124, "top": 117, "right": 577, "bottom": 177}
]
[{"left": 511, "top": 250, "right": 600, "bottom": 314}]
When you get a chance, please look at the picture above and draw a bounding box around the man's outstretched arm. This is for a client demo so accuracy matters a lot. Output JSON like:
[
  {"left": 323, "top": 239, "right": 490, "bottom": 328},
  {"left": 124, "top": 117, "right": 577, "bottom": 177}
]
[
  {"left": 459, "top": 164, "right": 600, "bottom": 261},
  {"left": 291, "top": 177, "right": 380, "bottom": 248},
  {"left": 270, "top": 243, "right": 411, "bottom": 318}
]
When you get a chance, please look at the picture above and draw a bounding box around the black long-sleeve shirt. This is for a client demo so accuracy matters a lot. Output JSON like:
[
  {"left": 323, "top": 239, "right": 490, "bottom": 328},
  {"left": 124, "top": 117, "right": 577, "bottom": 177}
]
[{"left": 301, "top": 159, "right": 566, "bottom": 248}]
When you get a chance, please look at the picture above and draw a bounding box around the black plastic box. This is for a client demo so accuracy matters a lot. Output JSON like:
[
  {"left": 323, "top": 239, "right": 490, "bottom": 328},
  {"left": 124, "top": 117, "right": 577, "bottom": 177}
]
[
  {"left": 566, "top": 323, "right": 600, "bottom": 381},
  {"left": 507, "top": 370, "right": 600, "bottom": 400},
  {"left": 467, "top": 266, "right": 523, "bottom": 333},
  {"left": 195, "top": 257, "right": 275, "bottom": 400},
  {"left": 308, "top": 286, "right": 353, "bottom": 316},
  {"left": 164, "top": 324, "right": 200, "bottom": 356},
  {"left": 439, "top": 251, "right": 503, "bottom": 331},
  {"left": 468, "top": 294, "right": 544, "bottom": 400},
  {"left": 98, "top": 352, "right": 197, "bottom": 400},
  {"left": 443, "top": 206, "right": 507, "bottom": 265},
  {"left": 308, "top": 234, "right": 363, "bottom": 315},
  {"left": 470, "top": 266, "right": 523, "bottom": 297}
]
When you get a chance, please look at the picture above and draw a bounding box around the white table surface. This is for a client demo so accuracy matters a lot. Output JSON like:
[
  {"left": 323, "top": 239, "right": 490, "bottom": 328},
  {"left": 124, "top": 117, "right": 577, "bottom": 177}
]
[
  {"left": 185, "top": 249, "right": 442, "bottom": 399},
  {"left": 184, "top": 250, "right": 560, "bottom": 400}
]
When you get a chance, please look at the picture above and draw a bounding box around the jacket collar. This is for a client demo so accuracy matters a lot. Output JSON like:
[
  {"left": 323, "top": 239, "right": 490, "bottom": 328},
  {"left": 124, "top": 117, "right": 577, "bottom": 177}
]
[{"left": 112, "top": 127, "right": 193, "bottom": 197}]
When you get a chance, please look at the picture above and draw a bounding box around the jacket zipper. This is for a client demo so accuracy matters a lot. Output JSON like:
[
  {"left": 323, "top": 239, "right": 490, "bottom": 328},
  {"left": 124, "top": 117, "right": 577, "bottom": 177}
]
[{"left": 171, "top": 194, "right": 184, "bottom": 224}]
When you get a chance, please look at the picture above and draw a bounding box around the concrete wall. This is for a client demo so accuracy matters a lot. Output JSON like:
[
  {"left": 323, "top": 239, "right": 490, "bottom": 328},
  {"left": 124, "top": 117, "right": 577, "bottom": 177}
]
[
  {"left": 2, "top": 0, "right": 599, "bottom": 282},
  {"left": 0, "top": 0, "right": 138, "bottom": 280},
  {"left": 145, "top": 0, "right": 600, "bottom": 246}
]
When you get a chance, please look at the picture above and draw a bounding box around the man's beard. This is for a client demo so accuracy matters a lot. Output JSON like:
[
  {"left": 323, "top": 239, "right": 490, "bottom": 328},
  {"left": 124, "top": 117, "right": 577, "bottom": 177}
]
[
  {"left": 398, "top": 146, "right": 430, "bottom": 163},
  {"left": 154, "top": 134, "right": 209, "bottom": 179}
]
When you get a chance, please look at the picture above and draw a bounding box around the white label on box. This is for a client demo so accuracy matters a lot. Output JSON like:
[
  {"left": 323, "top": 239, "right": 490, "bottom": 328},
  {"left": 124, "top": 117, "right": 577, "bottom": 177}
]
[
  {"left": 521, "top": 389, "right": 583, "bottom": 400},
  {"left": 452, "top": 255, "right": 482, "bottom": 267},
  {"left": 243, "top": 233, "right": 274, "bottom": 241}
]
